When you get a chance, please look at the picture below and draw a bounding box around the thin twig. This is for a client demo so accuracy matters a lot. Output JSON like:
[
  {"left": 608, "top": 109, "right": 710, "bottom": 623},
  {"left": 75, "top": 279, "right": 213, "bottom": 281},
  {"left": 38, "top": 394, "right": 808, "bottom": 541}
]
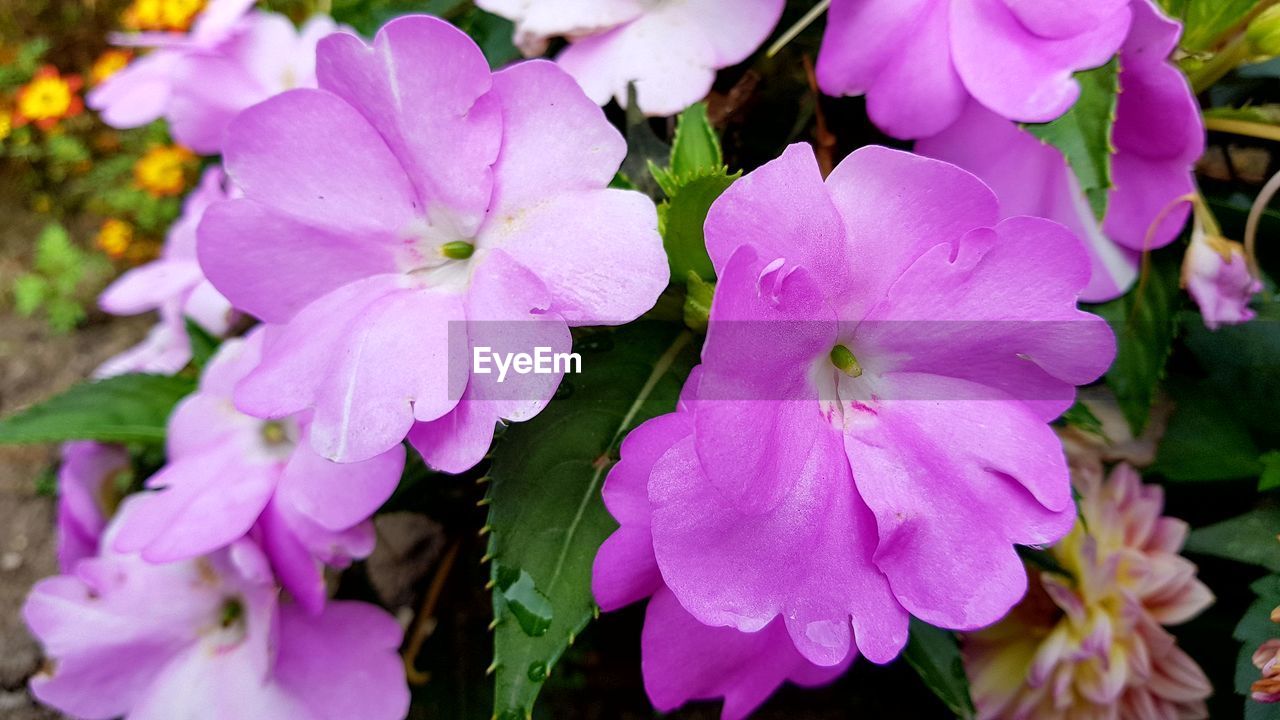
[
  {"left": 766, "top": 0, "right": 831, "bottom": 59},
  {"left": 1245, "top": 169, "right": 1280, "bottom": 275},
  {"left": 402, "top": 540, "right": 462, "bottom": 685}
]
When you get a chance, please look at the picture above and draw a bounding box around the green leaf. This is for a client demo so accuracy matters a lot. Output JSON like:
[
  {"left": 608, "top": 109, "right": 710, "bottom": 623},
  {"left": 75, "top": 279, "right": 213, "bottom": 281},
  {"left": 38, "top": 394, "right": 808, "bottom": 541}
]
[
  {"left": 184, "top": 317, "right": 221, "bottom": 370},
  {"left": 1154, "top": 381, "right": 1261, "bottom": 481},
  {"left": 0, "top": 374, "right": 195, "bottom": 445},
  {"left": 1262, "top": 452, "right": 1280, "bottom": 492},
  {"left": 669, "top": 103, "right": 722, "bottom": 182},
  {"left": 1185, "top": 505, "right": 1280, "bottom": 572},
  {"left": 656, "top": 171, "right": 738, "bottom": 282},
  {"left": 1055, "top": 400, "right": 1106, "bottom": 438},
  {"left": 650, "top": 102, "right": 728, "bottom": 197},
  {"left": 682, "top": 271, "right": 715, "bottom": 333},
  {"left": 486, "top": 322, "right": 698, "bottom": 719},
  {"left": 1025, "top": 59, "right": 1119, "bottom": 220},
  {"left": 1161, "top": 0, "right": 1259, "bottom": 52},
  {"left": 903, "top": 619, "right": 977, "bottom": 720},
  {"left": 1091, "top": 249, "right": 1183, "bottom": 435},
  {"left": 1236, "top": 574, "right": 1280, "bottom": 719}
]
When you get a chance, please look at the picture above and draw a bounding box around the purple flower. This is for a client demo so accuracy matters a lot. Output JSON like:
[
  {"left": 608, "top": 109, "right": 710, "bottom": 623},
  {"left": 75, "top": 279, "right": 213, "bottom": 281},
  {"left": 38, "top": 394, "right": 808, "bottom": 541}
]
[
  {"left": 55, "top": 442, "right": 130, "bottom": 572},
  {"left": 111, "top": 328, "right": 405, "bottom": 613},
  {"left": 918, "top": 0, "right": 1204, "bottom": 302},
  {"left": 24, "top": 503, "right": 409, "bottom": 720},
  {"left": 595, "top": 144, "right": 1114, "bottom": 689},
  {"left": 817, "top": 0, "right": 1132, "bottom": 139},
  {"left": 477, "top": 0, "right": 785, "bottom": 116},
  {"left": 197, "top": 15, "right": 668, "bottom": 470},
  {"left": 1183, "top": 224, "right": 1262, "bottom": 330},
  {"left": 89, "top": 3, "right": 336, "bottom": 154},
  {"left": 97, "top": 166, "right": 239, "bottom": 378}
]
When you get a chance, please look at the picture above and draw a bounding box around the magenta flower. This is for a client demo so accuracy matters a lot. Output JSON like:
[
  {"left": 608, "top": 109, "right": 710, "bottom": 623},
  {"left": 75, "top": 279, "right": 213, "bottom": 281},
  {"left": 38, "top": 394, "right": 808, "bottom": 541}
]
[
  {"left": 918, "top": 0, "right": 1203, "bottom": 302},
  {"left": 198, "top": 15, "right": 668, "bottom": 470},
  {"left": 55, "top": 441, "right": 129, "bottom": 572},
  {"left": 477, "top": 0, "right": 784, "bottom": 116},
  {"left": 90, "top": 3, "right": 335, "bottom": 155},
  {"left": 1183, "top": 225, "right": 1261, "bottom": 329},
  {"left": 97, "top": 166, "right": 238, "bottom": 377},
  {"left": 595, "top": 144, "right": 1114, "bottom": 680},
  {"left": 111, "top": 328, "right": 405, "bottom": 613},
  {"left": 592, "top": 374, "right": 852, "bottom": 719},
  {"left": 817, "top": 0, "right": 1132, "bottom": 139},
  {"left": 24, "top": 504, "right": 409, "bottom": 720}
]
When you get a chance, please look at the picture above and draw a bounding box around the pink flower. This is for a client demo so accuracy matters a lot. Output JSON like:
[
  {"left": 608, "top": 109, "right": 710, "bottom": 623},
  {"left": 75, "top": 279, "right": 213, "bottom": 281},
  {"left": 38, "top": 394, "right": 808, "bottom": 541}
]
[
  {"left": 477, "top": 0, "right": 784, "bottom": 116},
  {"left": 88, "top": 0, "right": 254, "bottom": 129},
  {"left": 1183, "top": 224, "right": 1261, "bottom": 329},
  {"left": 24, "top": 503, "right": 409, "bottom": 720},
  {"left": 595, "top": 143, "right": 1113, "bottom": 683},
  {"left": 89, "top": 2, "right": 336, "bottom": 154},
  {"left": 197, "top": 16, "right": 668, "bottom": 470},
  {"left": 55, "top": 442, "right": 130, "bottom": 572},
  {"left": 592, "top": 373, "right": 851, "bottom": 719},
  {"left": 97, "top": 166, "right": 239, "bottom": 378},
  {"left": 963, "top": 464, "right": 1213, "bottom": 720},
  {"left": 817, "top": 0, "right": 1132, "bottom": 139},
  {"left": 110, "top": 328, "right": 405, "bottom": 613},
  {"left": 918, "top": 0, "right": 1203, "bottom": 302}
]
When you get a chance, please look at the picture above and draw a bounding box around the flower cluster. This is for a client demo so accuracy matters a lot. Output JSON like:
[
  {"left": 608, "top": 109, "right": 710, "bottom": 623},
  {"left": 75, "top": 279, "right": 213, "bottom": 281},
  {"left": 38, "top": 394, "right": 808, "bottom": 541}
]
[
  {"left": 90, "top": 0, "right": 336, "bottom": 155},
  {"left": 962, "top": 464, "right": 1213, "bottom": 719},
  {"left": 593, "top": 143, "right": 1115, "bottom": 716},
  {"left": 918, "top": 0, "right": 1203, "bottom": 302},
  {"left": 10, "top": 0, "right": 1266, "bottom": 717}
]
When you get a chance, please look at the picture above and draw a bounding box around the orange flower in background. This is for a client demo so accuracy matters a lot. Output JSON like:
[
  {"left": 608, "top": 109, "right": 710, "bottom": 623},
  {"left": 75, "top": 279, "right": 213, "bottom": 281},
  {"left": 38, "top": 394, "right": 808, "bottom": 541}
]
[
  {"left": 96, "top": 219, "right": 134, "bottom": 259},
  {"left": 123, "top": 0, "right": 206, "bottom": 32},
  {"left": 90, "top": 50, "right": 133, "bottom": 86},
  {"left": 13, "top": 66, "right": 83, "bottom": 131},
  {"left": 133, "top": 145, "right": 196, "bottom": 197}
]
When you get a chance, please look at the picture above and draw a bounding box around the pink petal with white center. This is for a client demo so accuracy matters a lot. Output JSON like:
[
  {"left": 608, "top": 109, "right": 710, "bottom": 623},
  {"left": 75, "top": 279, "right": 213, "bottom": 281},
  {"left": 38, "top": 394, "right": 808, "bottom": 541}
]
[{"left": 316, "top": 16, "right": 502, "bottom": 234}]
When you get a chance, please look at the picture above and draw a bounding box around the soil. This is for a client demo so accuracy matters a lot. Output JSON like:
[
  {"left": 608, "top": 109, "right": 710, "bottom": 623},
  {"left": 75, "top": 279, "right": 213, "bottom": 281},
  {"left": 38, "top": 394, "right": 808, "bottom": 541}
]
[{"left": 0, "top": 185, "right": 150, "bottom": 719}]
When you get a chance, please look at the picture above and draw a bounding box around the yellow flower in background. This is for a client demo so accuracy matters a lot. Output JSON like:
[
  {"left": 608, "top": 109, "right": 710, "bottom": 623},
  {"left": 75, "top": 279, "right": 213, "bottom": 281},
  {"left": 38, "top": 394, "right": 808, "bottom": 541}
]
[
  {"left": 133, "top": 145, "right": 195, "bottom": 197},
  {"left": 14, "top": 66, "right": 83, "bottom": 131},
  {"left": 161, "top": 0, "right": 205, "bottom": 32},
  {"left": 962, "top": 465, "right": 1214, "bottom": 720},
  {"left": 90, "top": 50, "right": 133, "bottom": 86},
  {"left": 96, "top": 219, "right": 134, "bottom": 259},
  {"left": 0, "top": 110, "right": 11, "bottom": 142},
  {"left": 123, "top": 0, "right": 205, "bottom": 32}
]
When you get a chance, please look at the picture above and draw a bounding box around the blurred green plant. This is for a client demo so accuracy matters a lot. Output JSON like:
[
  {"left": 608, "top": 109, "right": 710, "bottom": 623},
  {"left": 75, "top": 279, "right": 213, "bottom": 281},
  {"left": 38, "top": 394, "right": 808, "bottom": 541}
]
[{"left": 11, "top": 222, "right": 109, "bottom": 331}]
